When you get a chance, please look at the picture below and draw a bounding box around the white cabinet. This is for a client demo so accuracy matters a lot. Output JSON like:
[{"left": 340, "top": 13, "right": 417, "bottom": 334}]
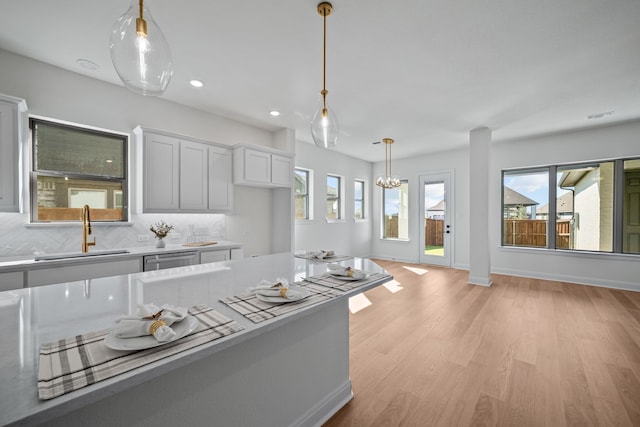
[
  {"left": 200, "top": 250, "right": 229, "bottom": 264},
  {"left": 233, "top": 145, "right": 293, "bottom": 188},
  {"left": 0, "top": 271, "right": 24, "bottom": 291},
  {"left": 135, "top": 127, "right": 233, "bottom": 213},
  {"left": 180, "top": 140, "right": 208, "bottom": 210},
  {"left": 143, "top": 132, "right": 180, "bottom": 211},
  {"left": 0, "top": 94, "right": 27, "bottom": 212},
  {"left": 199, "top": 246, "right": 243, "bottom": 264},
  {"left": 208, "top": 146, "right": 233, "bottom": 212},
  {"left": 27, "top": 258, "right": 142, "bottom": 287}
]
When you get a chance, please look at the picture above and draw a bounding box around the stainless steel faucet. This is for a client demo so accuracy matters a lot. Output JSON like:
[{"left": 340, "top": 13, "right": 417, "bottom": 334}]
[{"left": 81, "top": 204, "right": 96, "bottom": 253}]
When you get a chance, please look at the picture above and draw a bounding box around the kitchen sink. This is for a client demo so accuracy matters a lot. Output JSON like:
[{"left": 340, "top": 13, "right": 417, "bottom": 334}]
[{"left": 34, "top": 249, "right": 130, "bottom": 261}]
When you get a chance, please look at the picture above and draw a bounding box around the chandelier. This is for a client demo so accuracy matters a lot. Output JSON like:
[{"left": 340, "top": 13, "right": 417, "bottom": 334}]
[
  {"left": 310, "top": 2, "right": 339, "bottom": 149},
  {"left": 376, "top": 138, "right": 401, "bottom": 188},
  {"left": 110, "top": 0, "right": 173, "bottom": 96}
]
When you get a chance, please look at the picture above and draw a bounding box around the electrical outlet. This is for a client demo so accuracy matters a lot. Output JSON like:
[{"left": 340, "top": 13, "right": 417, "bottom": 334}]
[
  {"left": 171, "top": 233, "right": 181, "bottom": 240},
  {"left": 137, "top": 235, "right": 150, "bottom": 242}
]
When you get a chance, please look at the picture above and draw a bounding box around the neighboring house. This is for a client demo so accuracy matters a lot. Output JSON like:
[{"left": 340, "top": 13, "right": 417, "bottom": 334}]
[
  {"left": 536, "top": 191, "right": 574, "bottom": 220},
  {"left": 503, "top": 187, "right": 538, "bottom": 219},
  {"left": 426, "top": 200, "right": 445, "bottom": 220},
  {"left": 558, "top": 164, "right": 614, "bottom": 252}
]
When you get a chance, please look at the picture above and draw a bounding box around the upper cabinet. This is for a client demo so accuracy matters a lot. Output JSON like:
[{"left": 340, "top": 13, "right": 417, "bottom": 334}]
[
  {"left": 0, "top": 94, "right": 27, "bottom": 213},
  {"left": 134, "top": 127, "right": 233, "bottom": 213},
  {"left": 233, "top": 144, "right": 293, "bottom": 188}
]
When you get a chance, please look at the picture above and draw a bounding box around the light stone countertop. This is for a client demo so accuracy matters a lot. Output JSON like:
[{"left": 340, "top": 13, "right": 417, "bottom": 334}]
[
  {"left": 0, "top": 253, "right": 391, "bottom": 426},
  {"left": 0, "top": 240, "right": 244, "bottom": 272}
]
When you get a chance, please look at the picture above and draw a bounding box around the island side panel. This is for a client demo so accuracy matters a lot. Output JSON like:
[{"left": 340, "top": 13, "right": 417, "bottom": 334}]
[{"left": 43, "top": 298, "right": 351, "bottom": 427}]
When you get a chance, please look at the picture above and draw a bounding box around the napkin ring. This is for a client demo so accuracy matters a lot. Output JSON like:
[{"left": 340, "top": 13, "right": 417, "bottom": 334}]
[
  {"left": 279, "top": 288, "right": 288, "bottom": 298},
  {"left": 149, "top": 320, "right": 166, "bottom": 335}
]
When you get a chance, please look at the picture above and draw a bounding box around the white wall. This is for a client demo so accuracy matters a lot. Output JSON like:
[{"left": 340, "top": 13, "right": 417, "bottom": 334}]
[
  {"left": 370, "top": 147, "right": 470, "bottom": 269},
  {"left": 294, "top": 141, "right": 373, "bottom": 257},
  {"left": 0, "top": 49, "right": 280, "bottom": 258},
  {"left": 491, "top": 120, "right": 640, "bottom": 291}
]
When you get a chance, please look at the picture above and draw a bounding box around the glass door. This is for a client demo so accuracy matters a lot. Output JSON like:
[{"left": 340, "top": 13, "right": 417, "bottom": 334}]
[{"left": 419, "top": 173, "right": 452, "bottom": 267}]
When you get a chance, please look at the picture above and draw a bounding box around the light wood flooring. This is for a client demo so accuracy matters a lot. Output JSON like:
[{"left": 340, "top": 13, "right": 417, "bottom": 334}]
[{"left": 323, "top": 259, "right": 640, "bottom": 426}]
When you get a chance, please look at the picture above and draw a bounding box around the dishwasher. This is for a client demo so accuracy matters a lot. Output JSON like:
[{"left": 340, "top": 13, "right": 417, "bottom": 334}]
[{"left": 143, "top": 251, "right": 199, "bottom": 271}]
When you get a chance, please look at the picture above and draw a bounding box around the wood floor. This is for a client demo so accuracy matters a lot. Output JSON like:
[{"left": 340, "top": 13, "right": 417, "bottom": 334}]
[{"left": 323, "top": 260, "right": 640, "bottom": 427}]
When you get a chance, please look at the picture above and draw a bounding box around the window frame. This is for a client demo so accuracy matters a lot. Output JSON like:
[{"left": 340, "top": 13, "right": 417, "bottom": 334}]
[
  {"left": 30, "top": 117, "right": 129, "bottom": 223},
  {"left": 501, "top": 156, "right": 640, "bottom": 256},
  {"left": 381, "top": 179, "right": 409, "bottom": 240},
  {"left": 354, "top": 179, "right": 366, "bottom": 221},
  {"left": 326, "top": 173, "right": 343, "bottom": 222},
  {"left": 294, "top": 167, "right": 313, "bottom": 221}
]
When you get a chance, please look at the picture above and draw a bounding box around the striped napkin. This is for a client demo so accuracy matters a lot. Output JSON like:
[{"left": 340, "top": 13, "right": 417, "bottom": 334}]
[
  {"left": 220, "top": 282, "right": 342, "bottom": 323},
  {"left": 37, "top": 305, "right": 244, "bottom": 400}
]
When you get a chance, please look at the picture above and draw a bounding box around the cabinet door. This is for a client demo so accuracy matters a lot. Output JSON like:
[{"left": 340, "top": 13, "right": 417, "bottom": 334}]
[
  {"left": 271, "top": 154, "right": 292, "bottom": 187},
  {"left": 180, "top": 140, "right": 208, "bottom": 211},
  {"left": 0, "top": 271, "right": 23, "bottom": 291},
  {"left": 144, "top": 133, "right": 180, "bottom": 211},
  {"left": 200, "top": 250, "right": 230, "bottom": 264},
  {"left": 27, "top": 259, "right": 142, "bottom": 287},
  {"left": 209, "top": 146, "right": 233, "bottom": 212},
  {"left": 243, "top": 149, "right": 271, "bottom": 184},
  {"left": 0, "top": 101, "right": 18, "bottom": 212}
]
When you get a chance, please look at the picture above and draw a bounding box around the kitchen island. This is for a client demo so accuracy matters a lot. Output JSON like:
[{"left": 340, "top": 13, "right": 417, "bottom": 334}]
[{"left": 0, "top": 253, "right": 391, "bottom": 426}]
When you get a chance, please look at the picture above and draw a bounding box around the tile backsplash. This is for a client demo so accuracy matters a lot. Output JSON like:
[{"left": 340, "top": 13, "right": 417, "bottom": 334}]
[{"left": 0, "top": 212, "right": 226, "bottom": 258}]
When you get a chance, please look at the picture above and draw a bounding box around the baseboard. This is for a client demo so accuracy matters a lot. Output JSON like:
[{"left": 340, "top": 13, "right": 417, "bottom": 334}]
[
  {"left": 292, "top": 379, "right": 353, "bottom": 427},
  {"left": 468, "top": 275, "right": 492, "bottom": 287},
  {"left": 492, "top": 267, "right": 640, "bottom": 292}
]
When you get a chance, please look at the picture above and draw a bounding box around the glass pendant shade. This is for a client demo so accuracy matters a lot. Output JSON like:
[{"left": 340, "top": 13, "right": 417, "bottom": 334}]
[
  {"left": 110, "top": 0, "right": 173, "bottom": 96},
  {"left": 310, "top": 99, "right": 339, "bottom": 149}
]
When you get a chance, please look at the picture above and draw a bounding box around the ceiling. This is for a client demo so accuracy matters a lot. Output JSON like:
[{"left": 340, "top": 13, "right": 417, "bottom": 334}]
[{"left": 1, "top": 0, "right": 639, "bottom": 162}]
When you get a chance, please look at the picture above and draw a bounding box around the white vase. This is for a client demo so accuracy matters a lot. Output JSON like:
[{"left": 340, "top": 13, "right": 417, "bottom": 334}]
[{"left": 156, "top": 238, "right": 165, "bottom": 248}]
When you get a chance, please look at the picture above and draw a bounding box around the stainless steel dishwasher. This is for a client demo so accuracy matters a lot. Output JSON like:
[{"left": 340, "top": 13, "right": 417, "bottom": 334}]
[{"left": 143, "top": 251, "right": 199, "bottom": 271}]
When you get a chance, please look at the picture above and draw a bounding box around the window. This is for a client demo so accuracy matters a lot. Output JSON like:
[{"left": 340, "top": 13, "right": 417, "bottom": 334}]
[
  {"left": 502, "top": 169, "right": 549, "bottom": 247},
  {"left": 295, "top": 168, "right": 310, "bottom": 220},
  {"left": 326, "top": 174, "right": 341, "bottom": 219},
  {"left": 354, "top": 179, "right": 365, "bottom": 220},
  {"left": 502, "top": 157, "right": 640, "bottom": 255},
  {"left": 31, "top": 118, "right": 127, "bottom": 222},
  {"left": 623, "top": 159, "right": 640, "bottom": 254},
  {"left": 383, "top": 180, "right": 409, "bottom": 239}
]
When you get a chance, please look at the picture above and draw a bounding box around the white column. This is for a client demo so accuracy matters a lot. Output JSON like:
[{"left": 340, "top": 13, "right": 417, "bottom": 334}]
[{"left": 468, "top": 127, "right": 492, "bottom": 286}]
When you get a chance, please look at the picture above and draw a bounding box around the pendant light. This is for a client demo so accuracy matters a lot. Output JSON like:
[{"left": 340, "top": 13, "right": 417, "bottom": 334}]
[
  {"left": 376, "top": 138, "right": 401, "bottom": 188},
  {"left": 110, "top": 0, "right": 173, "bottom": 96},
  {"left": 310, "top": 2, "right": 339, "bottom": 149}
]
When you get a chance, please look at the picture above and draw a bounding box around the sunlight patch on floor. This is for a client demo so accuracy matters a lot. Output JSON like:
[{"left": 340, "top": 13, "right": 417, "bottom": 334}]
[
  {"left": 403, "top": 266, "right": 429, "bottom": 275},
  {"left": 383, "top": 279, "right": 403, "bottom": 293},
  {"left": 348, "top": 293, "right": 372, "bottom": 314}
]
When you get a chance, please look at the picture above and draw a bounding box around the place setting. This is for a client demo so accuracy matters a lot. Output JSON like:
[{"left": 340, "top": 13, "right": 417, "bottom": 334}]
[
  {"left": 37, "top": 303, "right": 244, "bottom": 400},
  {"left": 220, "top": 278, "right": 343, "bottom": 323},
  {"left": 294, "top": 249, "right": 353, "bottom": 263},
  {"left": 301, "top": 264, "right": 391, "bottom": 292}
]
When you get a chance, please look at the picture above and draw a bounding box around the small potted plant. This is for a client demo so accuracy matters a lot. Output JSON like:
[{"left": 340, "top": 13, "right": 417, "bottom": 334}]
[{"left": 150, "top": 220, "right": 174, "bottom": 248}]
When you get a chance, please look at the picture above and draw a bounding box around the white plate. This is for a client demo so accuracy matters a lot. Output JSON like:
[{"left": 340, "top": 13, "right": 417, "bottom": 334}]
[
  {"left": 328, "top": 271, "right": 367, "bottom": 281},
  {"left": 104, "top": 315, "right": 199, "bottom": 351},
  {"left": 255, "top": 286, "right": 310, "bottom": 303}
]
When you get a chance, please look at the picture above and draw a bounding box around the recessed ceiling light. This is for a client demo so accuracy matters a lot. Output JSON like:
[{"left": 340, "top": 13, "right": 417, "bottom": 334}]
[
  {"left": 76, "top": 59, "right": 99, "bottom": 71},
  {"left": 190, "top": 80, "right": 204, "bottom": 88},
  {"left": 270, "top": 110, "right": 281, "bottom": 117}
]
